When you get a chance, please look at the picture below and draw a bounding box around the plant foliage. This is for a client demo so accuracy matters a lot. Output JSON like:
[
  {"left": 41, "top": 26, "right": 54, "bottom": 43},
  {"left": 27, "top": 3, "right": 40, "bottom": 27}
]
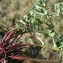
[{"left": 0, "top": 0, "right": 63, "bottom": 63}]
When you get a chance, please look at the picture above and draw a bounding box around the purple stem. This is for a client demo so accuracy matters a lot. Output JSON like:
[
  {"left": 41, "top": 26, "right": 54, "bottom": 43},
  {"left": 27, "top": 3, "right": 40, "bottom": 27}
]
[
  {"left": 6, "top": 34, "right": 23, "bottom": 53},
  {"left": 1, "top": 30, "right": 14, "bottom": 47},
  {"left": 0, "top": 58, "right": 6, "bottom": 63}
]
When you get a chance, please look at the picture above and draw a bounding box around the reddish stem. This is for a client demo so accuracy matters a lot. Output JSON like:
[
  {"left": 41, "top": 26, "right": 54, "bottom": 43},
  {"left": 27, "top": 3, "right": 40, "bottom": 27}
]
[
  {"left": 1, "top": 30, "right": 14, "bottom": 47},
  {"left": 6, "top": 34, "right": 23, "bottom": 53}
]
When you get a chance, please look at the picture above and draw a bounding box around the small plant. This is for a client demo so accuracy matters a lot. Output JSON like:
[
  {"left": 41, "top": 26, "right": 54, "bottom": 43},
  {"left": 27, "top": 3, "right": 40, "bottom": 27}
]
[
  {"left": 0, "top": 0, "right": 63, "bottom": 63},
  {"left": 0, "top": 28, "right": 58, "bottom": 63},
  {"left": 0, "top": 28, "right": 24, "bottom": 63}
]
